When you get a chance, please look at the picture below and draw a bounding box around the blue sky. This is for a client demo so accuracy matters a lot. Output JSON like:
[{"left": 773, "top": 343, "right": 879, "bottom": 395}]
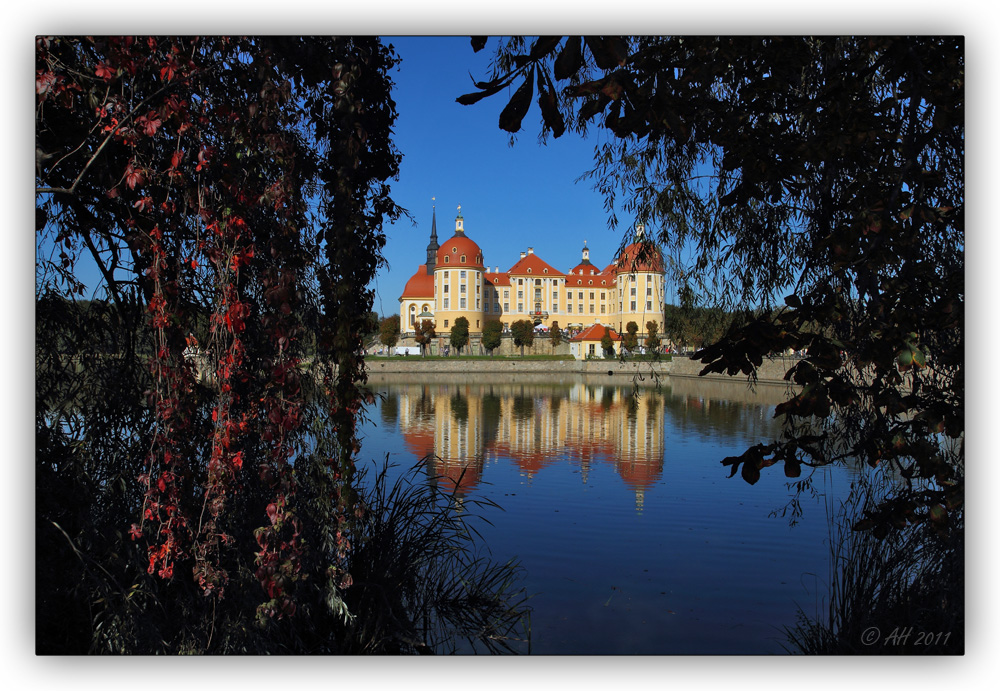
[
  {"left": 372, "top": 36, "right": 633, "bottom": 317},
  {"left": 37, "top": 36, "right": 644, "bottom": 315}
]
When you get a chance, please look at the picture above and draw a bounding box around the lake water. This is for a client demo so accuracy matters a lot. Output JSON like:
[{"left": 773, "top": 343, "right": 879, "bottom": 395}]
[{"left": 357, "top": 373, "right": 856, "bottom": 654}]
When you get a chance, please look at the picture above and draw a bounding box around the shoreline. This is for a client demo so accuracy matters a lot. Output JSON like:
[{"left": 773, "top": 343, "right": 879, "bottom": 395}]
[{"left": 363, "top": 355, "right": 796, "bottom": 386}]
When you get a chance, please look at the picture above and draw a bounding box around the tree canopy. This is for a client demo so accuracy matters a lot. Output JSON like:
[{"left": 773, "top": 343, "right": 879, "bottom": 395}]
[
  {"left": 462, "top": 36, "right": 964, "bottom": 535},
  {"left": 35, "top": 36, "right": 528, "bottom": 654},
  {"left": 510, "top": 319, "right": 534, "bottom": 356},
  {"left": 379, "top": 314, "right": 400, "bottom": 350},
  {"left": 482, "top": 319, "right": 503, "bottom": 355},
  {"left": 450, "top": 316, "right": 470, "bottom": 354}
]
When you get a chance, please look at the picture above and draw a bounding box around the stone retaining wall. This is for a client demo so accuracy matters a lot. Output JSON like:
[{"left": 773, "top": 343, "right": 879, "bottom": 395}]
[{"left": 364, "top": 354, "right": 796, "bottom": 385}]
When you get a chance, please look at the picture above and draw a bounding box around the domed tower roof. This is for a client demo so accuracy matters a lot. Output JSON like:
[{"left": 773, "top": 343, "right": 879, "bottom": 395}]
[
  {"left": 401, "top": 264, "right": 435, "bottom": 298},
  {"left": 435, "top": 205, "right": 484, "bottom": 268},
  {"left": 437, "top": 233, "right": 484, "bottom": 269},
  {"left": 611, "top": 223, "right": 665, "bottom": 273}
]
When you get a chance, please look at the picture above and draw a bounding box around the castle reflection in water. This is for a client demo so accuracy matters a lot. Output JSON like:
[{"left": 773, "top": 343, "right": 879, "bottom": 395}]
[{"left": 371, "top": 376, "right": 785, "bottom": 510}]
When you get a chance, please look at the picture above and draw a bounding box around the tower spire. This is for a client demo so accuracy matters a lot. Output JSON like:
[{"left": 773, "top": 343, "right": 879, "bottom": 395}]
[{"left": 425, "top": 198, "right": 440, "bottom": 271}]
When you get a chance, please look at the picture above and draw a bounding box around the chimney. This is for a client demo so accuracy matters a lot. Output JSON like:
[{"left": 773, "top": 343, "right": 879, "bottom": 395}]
[
  {"left": 520, "top": 251, "right": 526, "bottom": 260},
  {"left": 527, "top": 247, "right": 534, "bottom": 255}
]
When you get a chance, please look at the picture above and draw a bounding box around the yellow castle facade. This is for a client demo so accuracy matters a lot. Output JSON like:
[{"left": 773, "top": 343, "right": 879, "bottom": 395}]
[{"left": 399, "top": 205, "right": 667, "bottom": 338}]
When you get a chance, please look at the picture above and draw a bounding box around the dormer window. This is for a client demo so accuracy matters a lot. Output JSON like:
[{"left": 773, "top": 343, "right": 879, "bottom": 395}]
[
  {"left": 543, "top": 268, "right": 548, "bottom": 274},
  {"left": 444, "top": 255, "right": 449, "bottom": 263},
  {"left": 461, "top": 254, "right": 466, "bottom": 262},
  {"left": 527, "top": 268, "right": 532, "bottom": 273},
  {"left": 451, "top": 247, "right": 457, "bottom": 253}
]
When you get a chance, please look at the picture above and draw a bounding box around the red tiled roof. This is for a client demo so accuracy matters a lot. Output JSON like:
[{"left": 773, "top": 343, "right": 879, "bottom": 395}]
[
  {"left": 507, "top": 252, "right": 564, "bottom": 277},
  {"left": 571, "top": 323, "right": 621, "bottom": 342},
  {"left": 400, "top": 264, "right": 434, "bottom": 298},
  {"left": 567, "top": 268, "right": 611, "bottom": 286},
  {"left": 568, "top": 262, "right": 600, "bottom": 277},
  {"left": 437, "top": 234, "right": 484, "bottom": 268},
  {"left": 485, "top": 271, "right": 511, "bottom": 287},
  {"left": 611, "top": 241, "right": 665, "bottom": 273}
]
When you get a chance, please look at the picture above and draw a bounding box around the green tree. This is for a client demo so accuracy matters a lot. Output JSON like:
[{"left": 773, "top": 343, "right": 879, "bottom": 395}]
[
  {"left": 463, "top": 36, "right": 964, "bottom": 536},
  {"left": 549, "top": 321, "right": 563, "bottom": 353},
  {"left": 600, "top": 333, "right": 615, "bottom": 358},
  {"left": 645, "top": 320, "right": 661, "bottom": 352},
  {"left": 379, "top": 314, "right": 400, "bottom": 351},
  {"left": 414, "top": 319, "right": 436, "bottom": 357},
  {"left": 623, "top": 321, "right": 639, "bottom": 354},
  {"left": 510, "top": 319, "right": 535, "bottom": 357},
  {"left": 450, "top": 316, "right": 470, "bottom": 355},
  {"left": 482, "top": 319, "right": 503, "bottom": 356}
]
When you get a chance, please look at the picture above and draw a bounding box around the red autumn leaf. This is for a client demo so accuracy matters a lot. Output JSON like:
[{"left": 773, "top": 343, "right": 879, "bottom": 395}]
[
  {"left": 170, "top": 149, "right": 184, "bottom": 169},
  {"left": 95, "top": 63, "right": 116, "bottom": 81},
  {"left": 125, "top": 163, "right": 145, "bottom": 190},
  {"left": 36, "top": 71, "right": 58, "bottom": 96},
  {"left": 142, "top": 113, "right": 162, "bottom": 136}
]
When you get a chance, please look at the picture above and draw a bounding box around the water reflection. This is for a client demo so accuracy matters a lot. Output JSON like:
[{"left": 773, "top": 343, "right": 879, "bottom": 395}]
[{"left": 373, "top": 375, "right": 787, "bottom": 510}]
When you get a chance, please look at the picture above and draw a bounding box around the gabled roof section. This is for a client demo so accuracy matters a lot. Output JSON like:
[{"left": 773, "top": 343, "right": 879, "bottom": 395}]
[
  {"left": 571, "top": 323, "right": 621, "bottom": 342},
  {"left": 484, "top": 270, "right": 511, "bottom": 287},
  {"left": 507, "top": 252, "right": 565, "bottom": 277},
  {"left": 567, "top": 265, "right": 612, "bottom": 286}
]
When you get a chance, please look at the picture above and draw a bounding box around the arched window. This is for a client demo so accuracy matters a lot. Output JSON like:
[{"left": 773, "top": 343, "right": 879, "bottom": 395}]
[
  {"left": 461, "top": 255, "right": 466, "bottom": 262},
  {"left": 444, "top": 255, "right": 449, "bottom": 263}
]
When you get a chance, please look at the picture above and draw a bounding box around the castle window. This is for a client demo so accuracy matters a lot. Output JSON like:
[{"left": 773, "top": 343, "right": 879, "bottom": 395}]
[
  {"left": 443, "top": 298, "right": 450, "bottom": 309},
  {"left": 460, "top": 270, "right": 466, "bottom": 279},
  {"left": 543, "top": 268, "right": 548, "bottom": 274},
  {"left": 460, "top": 298, "right": 466, "bottom": 309},
  {"left": 647, "top": 301, "right": 653, "bottom": 311},
  {"left": 527, "top": 268, "right": 532, "bottom": 273},
  {"left": 451, "top": 247, "right": 457, "bottom": 253},
  {"left": 461, "top": 255, "right": 466, "bottom": 262},
  {"left": 588, "top": 280, "right": 593, "bottom": 285},
  {"left": 444, "top": 255, "right": 449, "bottom": 264}
]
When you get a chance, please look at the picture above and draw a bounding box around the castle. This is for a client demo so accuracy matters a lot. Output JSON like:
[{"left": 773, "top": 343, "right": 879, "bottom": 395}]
[{"left": 399, "top": 205, "right": 667, "bottom": 340}]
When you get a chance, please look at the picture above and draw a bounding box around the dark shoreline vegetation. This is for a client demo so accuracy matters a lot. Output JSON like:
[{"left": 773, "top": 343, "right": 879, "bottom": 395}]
[{"left": 37, "top": 36, "right": 962, "bottom": 654}]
